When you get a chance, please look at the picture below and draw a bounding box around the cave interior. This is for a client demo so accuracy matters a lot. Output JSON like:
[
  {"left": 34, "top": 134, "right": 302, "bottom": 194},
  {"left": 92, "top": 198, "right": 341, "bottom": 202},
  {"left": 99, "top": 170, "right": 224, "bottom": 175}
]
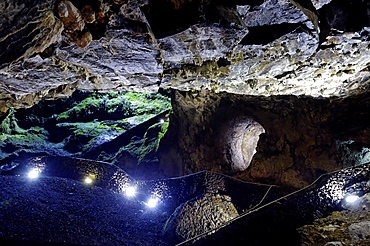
[{"left": 1, "top": 0, "right": 370, "bottom": 245}]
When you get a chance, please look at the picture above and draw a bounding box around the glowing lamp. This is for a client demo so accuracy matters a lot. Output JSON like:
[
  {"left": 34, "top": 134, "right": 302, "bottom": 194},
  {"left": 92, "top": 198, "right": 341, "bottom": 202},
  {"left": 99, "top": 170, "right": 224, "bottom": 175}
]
[
  {"left": 125, "top": 186, "right": 136, "bottom": 197},
  {"left": 147, "top": 198, "right": 158, "bottom": 208},
  {"left": 84, "top": 177, "right": 93, "bottom": 184},
  {"left": 345, "top": 195, "right": 359, "bottom": 203},
  {"left": 28, "top": 170, "right": 39, "bottom": 179},
  {"left": 159, "top": 119, "right": 165, "bottom": 123}
]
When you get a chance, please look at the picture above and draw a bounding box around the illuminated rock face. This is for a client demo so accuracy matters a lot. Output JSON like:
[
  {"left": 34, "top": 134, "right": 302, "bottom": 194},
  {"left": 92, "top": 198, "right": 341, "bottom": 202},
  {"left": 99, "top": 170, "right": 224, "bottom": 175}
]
[
  {"left": 220, "top": 116, "right": 265, "bottom": 172},
  {"left": 0, "top": 0, "right": 370, "bottom": 113},
  {"left": 1, "top": 0, "right": 370, "bottom": 188}
]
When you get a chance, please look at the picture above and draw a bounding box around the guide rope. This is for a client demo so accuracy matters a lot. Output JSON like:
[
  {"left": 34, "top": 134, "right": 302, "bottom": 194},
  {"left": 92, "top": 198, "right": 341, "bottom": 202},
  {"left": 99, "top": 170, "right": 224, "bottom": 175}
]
[{"left": 175, "top": 164, "right": 366, "bottom": 246}]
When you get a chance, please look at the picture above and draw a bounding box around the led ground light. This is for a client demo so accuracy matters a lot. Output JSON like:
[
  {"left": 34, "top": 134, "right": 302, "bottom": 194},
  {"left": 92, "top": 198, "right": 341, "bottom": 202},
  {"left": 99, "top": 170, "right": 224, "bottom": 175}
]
[
  {"left": 84, "top": 177, "right": 94, "bottom": 184},
  {"left": 345, "top": 194, "right": 359, "bottom": 203},
  {"left": 125, "top": 186, "right": 136, "bottom": 197},
  {"left": 27, "top": 169, "right": 40, "bottom": 179},
  {"left": 146, "top": 198, "right": 158, "bottom": 208}
]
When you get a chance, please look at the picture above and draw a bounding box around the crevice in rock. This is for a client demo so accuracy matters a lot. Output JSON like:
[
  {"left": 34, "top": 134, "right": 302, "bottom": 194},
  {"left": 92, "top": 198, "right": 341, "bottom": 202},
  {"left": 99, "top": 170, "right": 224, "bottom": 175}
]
[
  {"left": 319, "top": 0, "right": 370, "bottom": 33},
  {"left": 240, "top": 23, "right": 302, "bottom": 45},
  {"left": 141, "top": 0, "right": 202, "bottom": 39}
]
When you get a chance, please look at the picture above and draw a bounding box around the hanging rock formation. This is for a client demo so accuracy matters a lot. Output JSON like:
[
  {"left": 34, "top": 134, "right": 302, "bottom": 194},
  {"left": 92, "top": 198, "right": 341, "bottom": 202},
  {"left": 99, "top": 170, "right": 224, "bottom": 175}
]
[{"left": 0, "top": 0, "right": 369, "bottom": 112}]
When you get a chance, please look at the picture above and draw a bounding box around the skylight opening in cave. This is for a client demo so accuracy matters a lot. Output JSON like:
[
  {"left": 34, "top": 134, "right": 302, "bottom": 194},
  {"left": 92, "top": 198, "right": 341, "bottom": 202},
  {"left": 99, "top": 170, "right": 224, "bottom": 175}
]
[{"left": 0, "top": 90, "right": 172, "bottom": 175}]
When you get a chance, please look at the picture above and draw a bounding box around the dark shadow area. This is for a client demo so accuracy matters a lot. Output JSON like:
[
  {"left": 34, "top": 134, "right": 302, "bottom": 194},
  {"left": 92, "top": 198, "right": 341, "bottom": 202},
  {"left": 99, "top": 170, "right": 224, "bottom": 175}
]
[
  {"left": 141, "top": 0, "right": 202, "bottom": 39},
  {"left": 240, "top": 23, "right": 302, "bottom": 45},
  {"left": 319, "top": 0, "right": 370, "bottom": 32}
]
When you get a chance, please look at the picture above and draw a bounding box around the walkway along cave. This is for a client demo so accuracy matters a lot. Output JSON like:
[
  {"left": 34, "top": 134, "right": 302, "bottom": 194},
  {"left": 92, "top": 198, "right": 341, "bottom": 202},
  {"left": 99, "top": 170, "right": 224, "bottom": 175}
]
[{"left": 1, "top": 0, "right": 370, "bottom": 245}]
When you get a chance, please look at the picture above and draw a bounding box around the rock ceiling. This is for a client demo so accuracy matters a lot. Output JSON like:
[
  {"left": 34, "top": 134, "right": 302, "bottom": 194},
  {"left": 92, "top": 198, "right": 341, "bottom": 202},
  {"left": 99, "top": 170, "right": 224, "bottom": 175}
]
[{"left": 0, "top": 0, "right": 370, "bottom": 113}]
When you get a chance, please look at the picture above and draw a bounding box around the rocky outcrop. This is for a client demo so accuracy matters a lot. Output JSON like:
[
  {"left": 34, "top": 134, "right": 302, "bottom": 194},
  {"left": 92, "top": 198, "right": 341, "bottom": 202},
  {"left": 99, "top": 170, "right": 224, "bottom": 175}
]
[
  {"left": 0, "top": 0, "right": 370, "bottom": 113},
  {"left": 0, "top": 0, "right": 162, "bottom": 113},
  {"left": 188, "top": 162, "right": 370, "bottom": 246},
  {"left": 0, "top": 0, "right": 63, "bottom": 65},
  {"left": 163, "top": 193, "right": 239, "bottom": 244},
  {"left": 298, "top": 193, "right": 370, "bottom": 246}
]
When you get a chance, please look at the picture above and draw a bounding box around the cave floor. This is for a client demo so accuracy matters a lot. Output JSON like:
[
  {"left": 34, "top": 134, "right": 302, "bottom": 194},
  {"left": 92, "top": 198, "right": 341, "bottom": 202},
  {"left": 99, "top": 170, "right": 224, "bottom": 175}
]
[
  {"left": 0, "top": 175, "right": 170, "bottom": 246},
  {"left": 1, "top": 161, "right": 370, "bottom": 246}
]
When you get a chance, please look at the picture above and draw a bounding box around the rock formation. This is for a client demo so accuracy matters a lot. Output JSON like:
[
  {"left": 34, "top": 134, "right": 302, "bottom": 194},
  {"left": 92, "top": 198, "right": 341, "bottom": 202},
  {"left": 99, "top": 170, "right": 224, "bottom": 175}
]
[
  {"left": 1, "top": 0, "right": 370, "bottom": 188},
  {"left": 2, "top": 1, "right": 370, "bottom": 245},
  {"left": 1, "top": 0, "right": 370, "bottom": 110}
]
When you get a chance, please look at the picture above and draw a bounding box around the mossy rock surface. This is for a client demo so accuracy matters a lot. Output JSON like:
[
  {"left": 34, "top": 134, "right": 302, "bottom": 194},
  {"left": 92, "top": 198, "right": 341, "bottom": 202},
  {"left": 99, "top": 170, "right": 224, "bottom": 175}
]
[{"left": 0, "top": 90, "right": 172, "bottom": 174}]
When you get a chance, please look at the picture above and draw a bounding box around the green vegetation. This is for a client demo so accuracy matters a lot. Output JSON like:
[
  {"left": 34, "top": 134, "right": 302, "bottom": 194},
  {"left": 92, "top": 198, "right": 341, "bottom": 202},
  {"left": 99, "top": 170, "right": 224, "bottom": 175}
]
[
  {"left": 55, "top": 91, "right": 171, "bottom": 124},
  {"left": 137, "top": 121, "right": 168, "bottom": 163},
  {"left": 0, "top": 109, "right": 25, "bottom": 134},
  {"left": 0, "top": 110, "right": 68, "bottom": 162},
  {"left": 0, "top": 90, "right": 172, "bottom": 171}
]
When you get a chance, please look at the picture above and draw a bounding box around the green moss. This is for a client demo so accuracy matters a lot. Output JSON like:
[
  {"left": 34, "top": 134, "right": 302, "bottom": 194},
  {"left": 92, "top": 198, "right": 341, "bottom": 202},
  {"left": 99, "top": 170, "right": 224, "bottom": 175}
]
[
  {"left": 55, "top": 91, "right": 170, "bottom": 123},
  {"left": 118, "top": 114, "right": 157, "bottom": 126},
  {"left": 0, "top": 90, "right": 172, "bottom": 167},
  {"left": 122, "top": 92, "right": 171, "bottom": 115},
  {"left": 56, "top": 97, "right": 103, "bottom": 122},
  {"left": 111, "top": 115, "right": 170, "bottom": 165},
  {"left": 157, "top": 112, "right": 170, "bottom": 146},
  {"left": 0, "top": 109, "right": 26, "bottom": 134},
  {"left": 0, "top": 110, "right": 65, "bottom": 161},
  {"left": 57, "top": 121, "right": 126, "bottom": 153},
  {"left": 0, "top": 126, "right": 68, "bottom": 162}
]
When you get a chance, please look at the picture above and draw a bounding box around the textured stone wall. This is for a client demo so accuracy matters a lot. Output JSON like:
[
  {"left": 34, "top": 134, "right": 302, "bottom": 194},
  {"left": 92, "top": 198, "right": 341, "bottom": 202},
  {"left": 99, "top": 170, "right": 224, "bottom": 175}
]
[
  {"left": 163, "top": 193, "right": 239, "bottom": 244},
  {"left": 164, "top": 89, "right": 370, "bottom": 188}
]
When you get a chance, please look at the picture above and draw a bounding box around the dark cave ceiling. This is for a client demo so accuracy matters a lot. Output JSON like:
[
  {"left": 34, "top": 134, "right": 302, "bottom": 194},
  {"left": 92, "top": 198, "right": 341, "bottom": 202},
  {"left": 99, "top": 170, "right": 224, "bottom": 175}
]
[{"left": 0, "top": 0, "right": 370, "bottom": 113}]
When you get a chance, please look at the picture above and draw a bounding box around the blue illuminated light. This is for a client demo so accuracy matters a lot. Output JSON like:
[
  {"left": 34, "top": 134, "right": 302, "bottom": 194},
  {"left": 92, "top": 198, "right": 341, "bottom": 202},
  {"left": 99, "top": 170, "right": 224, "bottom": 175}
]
[
  {"left": 147, "top": 198, "right": 158, "bottom": 208},
  {"left": 28, "top": 170, "right": 39, "bottom": 179},
  {"left": 345, "top": 195, "right": 359, "bottom": 203},
  {"left": 125, "top": 186, "right": 136, "bottom": 197}
]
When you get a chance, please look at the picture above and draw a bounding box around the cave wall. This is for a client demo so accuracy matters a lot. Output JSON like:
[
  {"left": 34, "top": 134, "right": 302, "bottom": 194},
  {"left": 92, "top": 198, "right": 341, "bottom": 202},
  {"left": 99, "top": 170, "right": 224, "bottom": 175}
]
[
  {"left": 1, "top": 0, "right": 370, "bottom": 188},
  {"left": 1, "top": 0, "right": 370, "bottom": 115},
  {"left": 163, "top": 89, "right": 370, "bottom": 188}
]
